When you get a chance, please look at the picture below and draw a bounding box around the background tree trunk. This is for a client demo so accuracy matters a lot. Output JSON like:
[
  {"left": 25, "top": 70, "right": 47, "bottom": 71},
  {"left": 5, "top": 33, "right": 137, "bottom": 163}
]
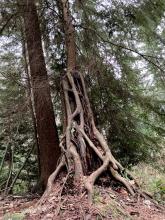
[{"left": 22, "top": 0, "right": 60, "bottom": 189}]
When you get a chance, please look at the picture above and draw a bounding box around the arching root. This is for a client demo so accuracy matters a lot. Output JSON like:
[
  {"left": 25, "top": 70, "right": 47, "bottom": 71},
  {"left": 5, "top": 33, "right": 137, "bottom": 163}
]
[
  {"left": 84, "top": 155, "right": 110, "bottom": 204},
  {"left": 40, "top": 71, "right": 138, "bottom": 205}
]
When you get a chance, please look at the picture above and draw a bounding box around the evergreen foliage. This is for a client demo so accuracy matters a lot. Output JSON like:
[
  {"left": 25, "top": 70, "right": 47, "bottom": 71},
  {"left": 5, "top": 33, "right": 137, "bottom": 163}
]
[{"left": 0, "top": 0, "right": 164, "bottom": 193}]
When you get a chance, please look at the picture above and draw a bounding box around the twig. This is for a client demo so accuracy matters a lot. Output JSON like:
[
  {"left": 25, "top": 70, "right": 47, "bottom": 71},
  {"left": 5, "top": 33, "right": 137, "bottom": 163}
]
[
  {"left": 77, "top": 25, "right": 165, "bottom": 74},
  {"left": 0, "top": 14, "right": 15, "bottom": 35}
]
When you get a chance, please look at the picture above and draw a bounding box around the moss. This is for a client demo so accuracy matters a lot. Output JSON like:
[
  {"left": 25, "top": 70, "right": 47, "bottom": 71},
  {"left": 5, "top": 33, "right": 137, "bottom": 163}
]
[{"left": 3, "top": 212, "right": 25, "bottom": 220}]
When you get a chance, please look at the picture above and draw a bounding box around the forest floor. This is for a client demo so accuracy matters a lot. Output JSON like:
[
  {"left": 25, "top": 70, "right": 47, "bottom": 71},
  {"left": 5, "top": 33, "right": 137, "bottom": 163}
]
[{"left": 0, "top": 179, "right": 165, "bottom": 220}]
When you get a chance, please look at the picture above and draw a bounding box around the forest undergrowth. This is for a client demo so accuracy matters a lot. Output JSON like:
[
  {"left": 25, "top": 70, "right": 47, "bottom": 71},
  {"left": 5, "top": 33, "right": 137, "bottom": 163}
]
[{"left": 1, "top": 163, "right": 164, "bottom": 220}]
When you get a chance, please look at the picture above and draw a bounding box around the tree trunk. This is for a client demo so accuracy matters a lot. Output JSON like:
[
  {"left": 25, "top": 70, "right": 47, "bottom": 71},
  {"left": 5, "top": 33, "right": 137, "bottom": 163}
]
[
  {"left": 41, "top": 0, "right": 136, "bottom": 204},
  {"left": 22, "top": 37, "right": 41, "bottom": 179},
  {"left": 21, "top": 0, "right": 60, "bottom": 189}
]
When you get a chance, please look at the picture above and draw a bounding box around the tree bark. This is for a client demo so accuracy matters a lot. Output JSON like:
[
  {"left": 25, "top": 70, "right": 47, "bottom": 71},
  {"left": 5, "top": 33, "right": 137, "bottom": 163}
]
[
  {"left": 40, "top": 0, "right": 136, "bottom": 204},
  {"left": 21, "top": 0, "right": 60, "bottom": 189},
  {"left": 22, "top": 37, "right": 41, "bottom": 179}
]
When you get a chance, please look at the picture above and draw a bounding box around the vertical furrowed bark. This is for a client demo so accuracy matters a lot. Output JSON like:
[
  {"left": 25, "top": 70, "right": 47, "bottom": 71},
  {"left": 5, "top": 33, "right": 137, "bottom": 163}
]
[{"left": 21, "top": 0, "right": 60, "bottom": 189}]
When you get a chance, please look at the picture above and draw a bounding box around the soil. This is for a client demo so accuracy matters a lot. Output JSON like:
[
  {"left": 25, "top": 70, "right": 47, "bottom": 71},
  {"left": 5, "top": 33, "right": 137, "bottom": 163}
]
[{"left": 0, "top": 182, "right": 164, "bottom": 220}]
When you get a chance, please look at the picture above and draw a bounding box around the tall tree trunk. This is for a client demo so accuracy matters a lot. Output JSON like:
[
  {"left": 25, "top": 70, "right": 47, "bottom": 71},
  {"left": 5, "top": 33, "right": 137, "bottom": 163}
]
[
  {"left": 21, "top": 0, "right": 60, "bottom": 189},
  {"left": 22, "top": 37, "right": 41, "bottom": 179},
  {"left": 41, "top": 0, "right": 136, "bottom": 204}
]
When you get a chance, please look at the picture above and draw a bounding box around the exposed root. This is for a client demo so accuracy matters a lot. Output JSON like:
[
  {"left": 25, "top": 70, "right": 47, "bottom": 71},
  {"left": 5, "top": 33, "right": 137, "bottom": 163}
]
[
  {"left": 69, "top": 143, "right": 83, "bottom": 181},
  {"left": 85, "top": 155, "right": 110, "bottom": 204},
  {"left": 42, "top": 71, "right": 137, "bottom": 204},
  {"left": 77, "top": 125, "right": 135, "bottom": 196},
  {"left": 38, "top": 156, "right": 65, "bottom": 205},
  {"left": 110, "top": 167, "right": 135, "bottom": 196}
]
